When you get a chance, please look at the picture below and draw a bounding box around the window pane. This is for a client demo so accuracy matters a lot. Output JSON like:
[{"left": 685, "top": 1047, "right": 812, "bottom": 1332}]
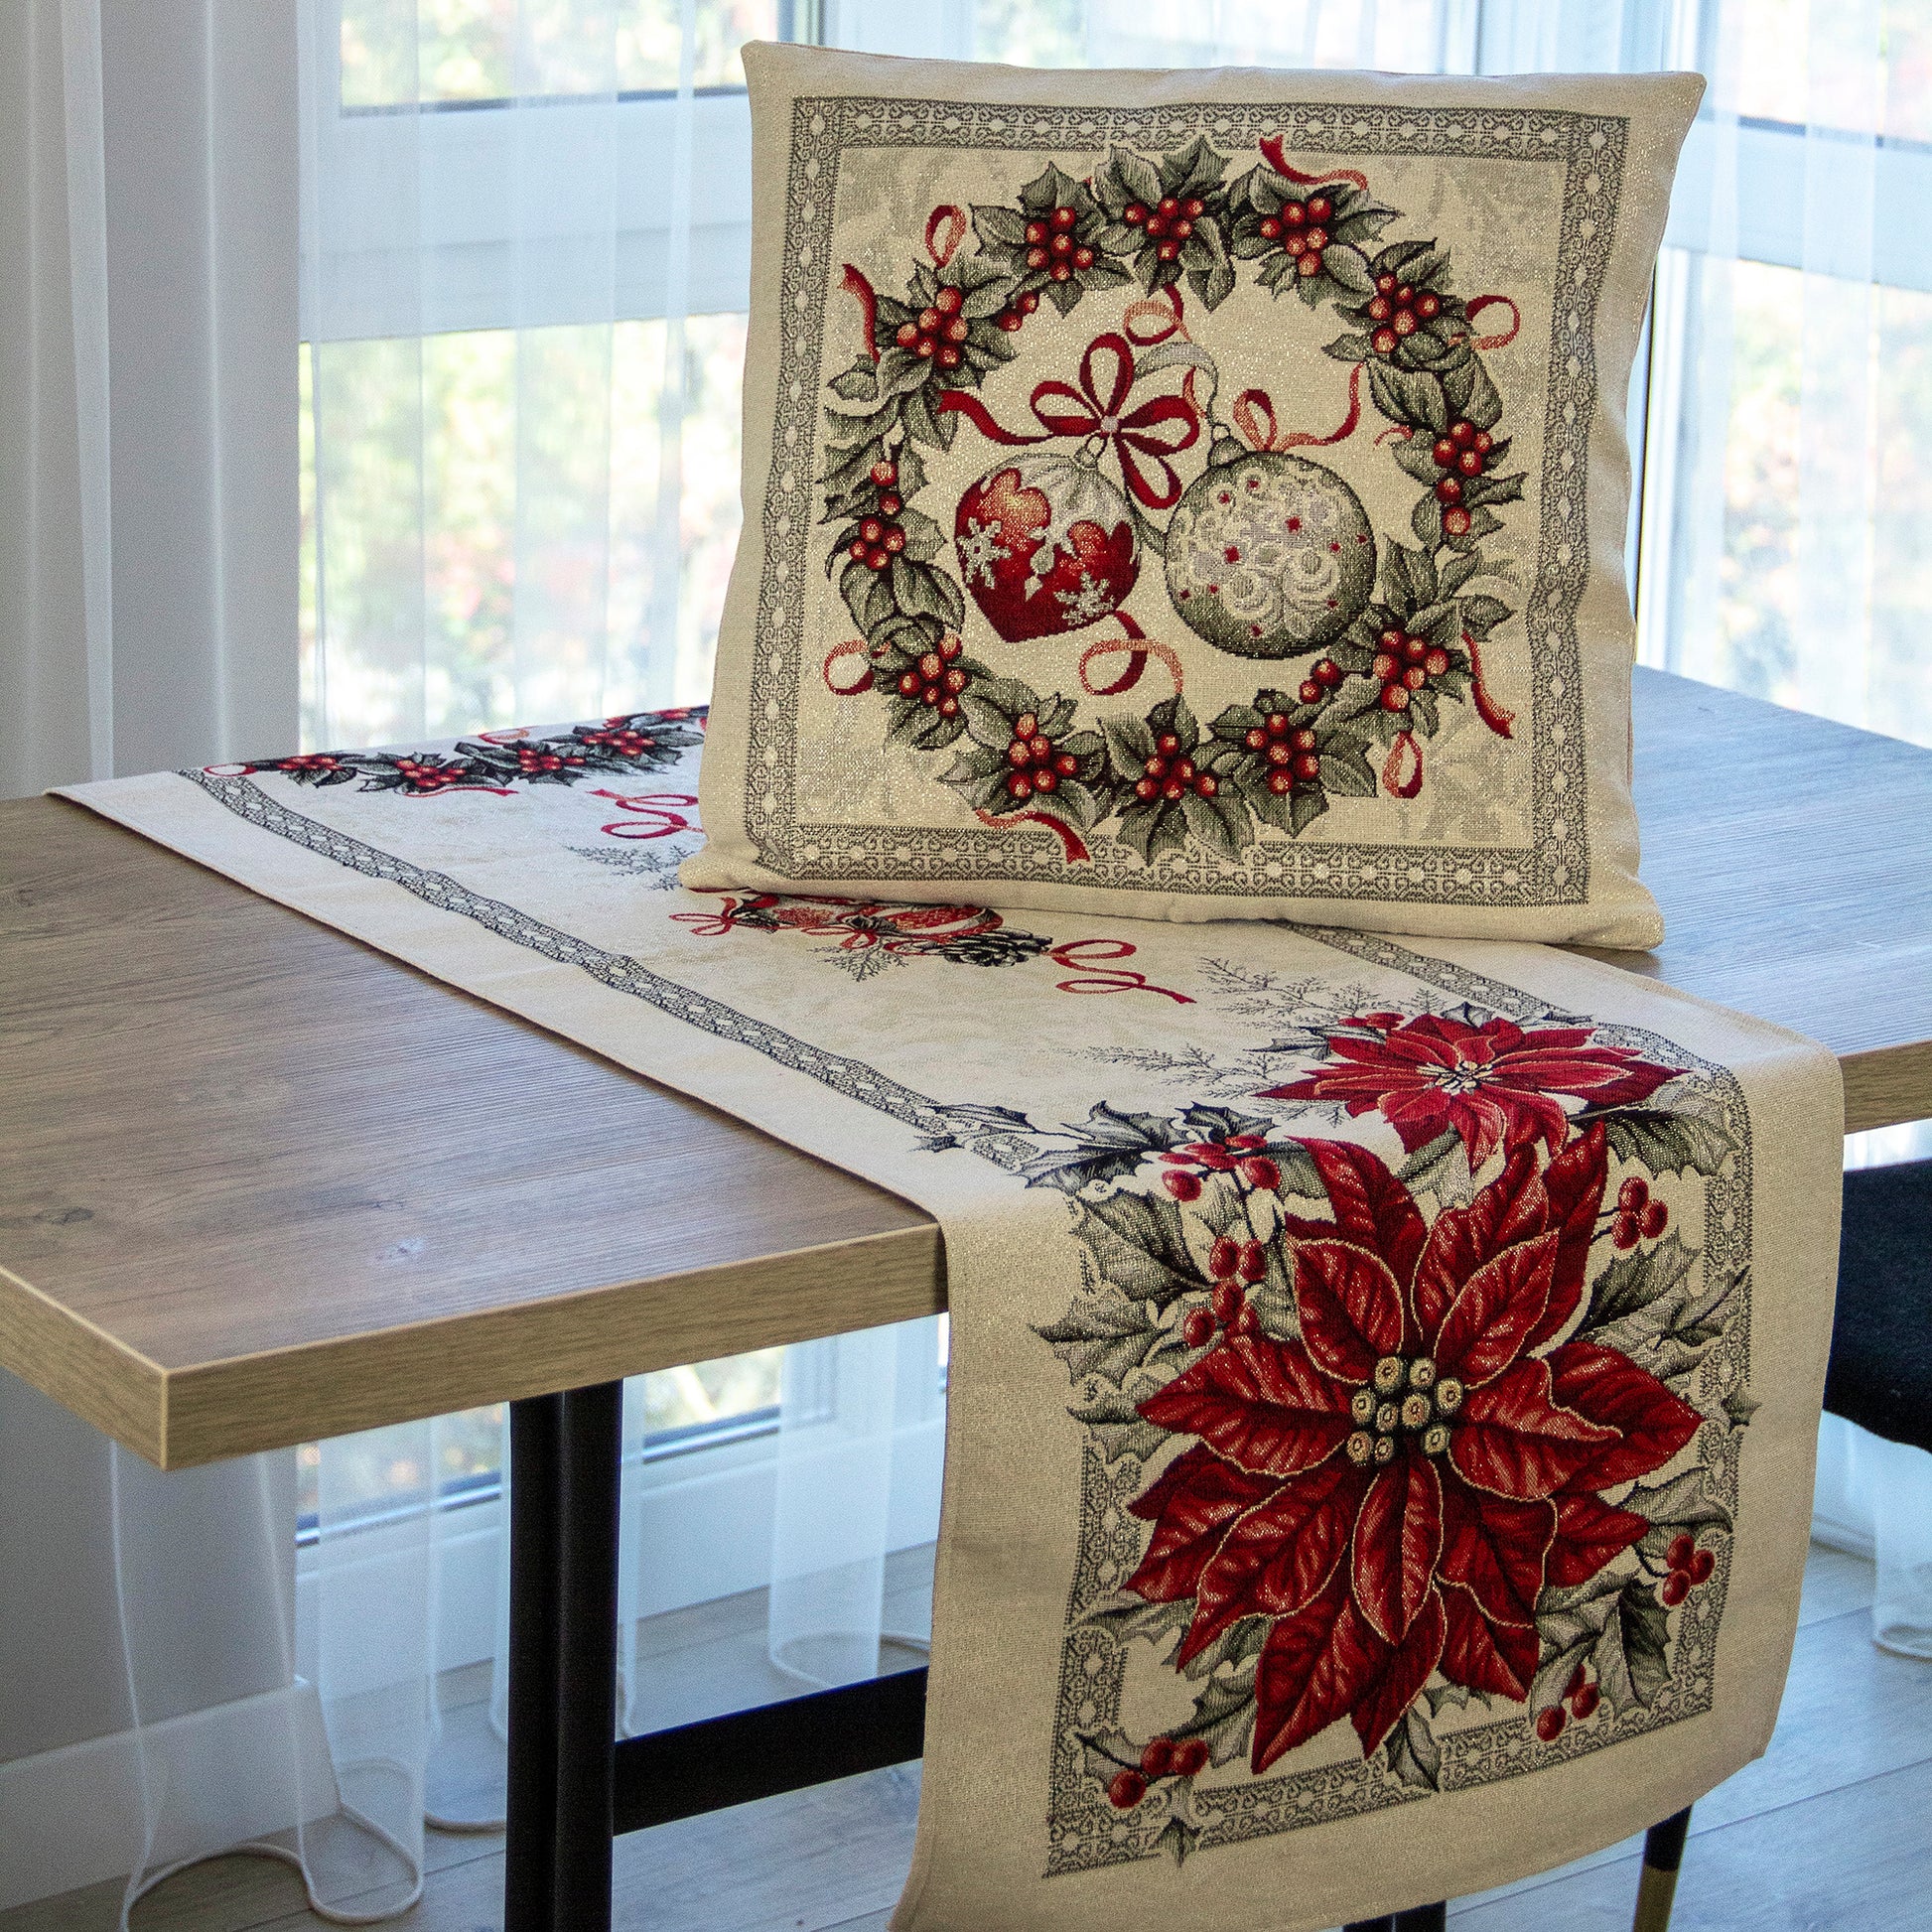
[
  {"left": 302, "top": 311, "right": 745, "bottom": 751},
  {"left": 1641, "top": 252, "right": 1932, "bottom": 746},
  {"left": 339, "top": 0, "right": 777, "bottom": 107}
]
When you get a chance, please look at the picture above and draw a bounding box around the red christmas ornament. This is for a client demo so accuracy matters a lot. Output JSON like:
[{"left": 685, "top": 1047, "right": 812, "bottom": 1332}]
[{"left": 954, "top": 451, "right": 1139, "bottom": 643}]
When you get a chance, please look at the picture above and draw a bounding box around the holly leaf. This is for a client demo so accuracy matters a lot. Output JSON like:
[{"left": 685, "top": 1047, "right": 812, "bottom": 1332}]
[
  {"left": 1396, "top": 1127, "right": 1471, "bottom": 1202},
  {"left": 1021, "top": 1102, "right": 1179, "bottom": 1193},
  {"left": 1069, "top": 1373, "right": 1172, "bottom": 1462},
  {"left": 1366, "top": 359, "right": 1449, "bottom": 435},
  {"left": 1324, "top": 331, "right": 1373, "bottom": 363},
  {"left": 1185, "top": 217, "right": 1238, "bottom": 311},
  {"left": 1624, "top": 1467, "right": 1733, "bottom": 1566},
  {"left": 1724, "top": 1384, "right": 1761, "bottom": 1430},
  {"left": 1459, "top": 593, "right": 1512, "bottom": 641},
  {"left": 1176, "top": 1660, "right": 1261, "bottom": 1767},
  {"left": 1070, "top": 1185, "right": 1204, "bottom": 1305},
  {"left": 1383, "top": 1706, "right": 1443, "bottom": 1792},
  {"left": 1591, "top": 1577, "right": 1673, "bottom": 1718},
  {"left": 1077, "top": 1589, "right": 1190, "bottom": 1660},
  {"left": 1596, "top": 1108, "right": 1736, "bottom": 1178},
  {"left": 1035, "top": 1296, "right": 1167, "bottom": 1386},
  {"left": 1584, "top": 1229, "right": 1700, "bottom": 1330}
]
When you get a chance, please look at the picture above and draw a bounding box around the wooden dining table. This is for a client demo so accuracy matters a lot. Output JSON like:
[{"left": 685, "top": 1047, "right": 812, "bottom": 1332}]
[{"left": 4, "top": 665, "right": 1931, "bottom": 1932}]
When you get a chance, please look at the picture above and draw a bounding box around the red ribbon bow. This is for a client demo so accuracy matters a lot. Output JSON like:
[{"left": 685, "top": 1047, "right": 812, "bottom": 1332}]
[{"left": 939, "top": 333, "right": 1200, "bottom": 509}]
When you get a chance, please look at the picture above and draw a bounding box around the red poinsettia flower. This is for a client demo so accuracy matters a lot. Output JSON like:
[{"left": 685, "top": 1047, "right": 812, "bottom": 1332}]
[
  {"left": 1125, "top": 1128, "right": 1701, "bottom": 1771},
  {"left": 1259, "top": 1013, "right": 1681, "bottom": 1170}
]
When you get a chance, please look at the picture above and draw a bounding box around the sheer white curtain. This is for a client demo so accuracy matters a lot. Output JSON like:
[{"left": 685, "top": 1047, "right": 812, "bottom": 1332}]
[{"left": 0, "top": 0, "right": 297, "bottom": 798}]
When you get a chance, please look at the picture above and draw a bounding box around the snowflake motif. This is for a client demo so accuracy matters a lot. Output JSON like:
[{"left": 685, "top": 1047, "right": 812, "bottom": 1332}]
[
  {"left": 957, "top": 515, "right": 1013, "bottom": 589},
  {"left": 1054, "top": 570, "right": 1115, "bottom": 622}
]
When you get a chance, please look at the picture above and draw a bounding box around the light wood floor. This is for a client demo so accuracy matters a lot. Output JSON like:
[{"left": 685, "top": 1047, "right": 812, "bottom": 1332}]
[{"left": 7, "top": 1545, "right": 1928, "bottom": 1932}]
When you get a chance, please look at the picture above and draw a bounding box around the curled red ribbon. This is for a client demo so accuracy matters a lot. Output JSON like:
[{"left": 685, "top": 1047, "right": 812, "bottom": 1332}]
[
  {"left": 842, "top": 263, "right": 881, "bottom": 361},
  {"left": 975, "top": 806, "right": 1090, "bottom": 864},
  {"left": 1046, "top": 938, "right": 1194, "bottom": 1005},
  {"left": 1077, "top": 612, "right": 1185, "bottom": 699},
  {"left": 1257, "top": 135, "right": 1371, "bottom": 195},
  {"left": 1233, "top": 363, "right": 1364, "bottom": 454},
  {"left": 1464, "top": 630, "right": 1516, "bottom": 740},
  {"left": 1382, "top": 730, "right": 1424, "bottom": 799},
  {"left": 1465, "top": 294, "right": 1521, "bottom": 351},
  {"left": 823, "top": 638, "right": 876, "bottom": 695},
  {"left": 1123, "top": 286, "right": 1186, "bottom": 345},
  {"left": 939, "top": 333, "right": 1201, "bottom": 508},
  {"left": 924, "top": 205, "right": 967, "bottom": 267}
]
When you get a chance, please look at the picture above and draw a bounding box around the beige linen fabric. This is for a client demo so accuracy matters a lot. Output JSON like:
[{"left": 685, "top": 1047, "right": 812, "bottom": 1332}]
[
  {"left": 66, "top": 716, "right": 1838, "bottom": 1930},
  {"left": 684, "top": 46, "right": 1700, "bottom": 947}
]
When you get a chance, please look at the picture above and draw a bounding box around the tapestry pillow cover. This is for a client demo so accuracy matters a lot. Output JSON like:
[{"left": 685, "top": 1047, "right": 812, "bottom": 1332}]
[{"left": 684, "top": 45, "right": 1702, "bottom": 946}]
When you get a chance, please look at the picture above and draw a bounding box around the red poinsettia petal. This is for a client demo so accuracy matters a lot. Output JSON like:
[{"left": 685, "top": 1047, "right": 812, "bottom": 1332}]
[
  {"left": 1294, "top": 1239, "right": 1412, "bottom": 1380},
  {"left": 1301, "top": 1140, "right": 1430, "bottom": 1300},
  {"left": 1445, "top": 1090, "right": 1517, "bottom": 1173},
  {"left": 1388, "top": 1014, "right": 1474, "bottom": 1063},
  {"left": 1124, "top": 1444, "right": 1283, "bottom": 1603},
  {"left": 1545, "top": 1338, "right": 1705, "bottom": 1489},
  {"left": 1432, "top": 1230, "right": 1558, "bottom": 1388},
  {"left": 1439, "top": 1578, "right": 1538, "bottom": 1702},
  {"left": 1413, "top": 1145, "right": 1548, "bottom": 1340},
  {"left": 1331, "top": 1029, "right": 1460, "bottom": 1072},
  {"left": 1437, "top": 1478, "right": 1554, "bottom": 1632},
  {"left": 1351, "top": 1442, "right": 1444, "bottom": 1643},
  {"left": 1138, "top": 1334, "right": 1353, "bottom": 1478},
  {"left": 1545, "top": 1490, "right": 1652, "bottom": 1589},
  {"left": 1252, "top": 1571, "right": 1385, "bottom": 1772},
  {"left": 1181, "top": 1458, "right": 1365, "bottom": 1665},
  {"left": 1504, "top": 1035, "right": 1681, "bottom": 1109},
  {"left": 1450, "top": 1358, "right": 1619, "bottom": 1500},
  {"left": 1373, "top": 1084, "right": 1458, "bottom": 1156},
  {"left": 1523, "top": 1124, "right": 1609, "bottom": 1351},
  {"left": 1350, "top": 1585, "right": 1448, "bottom": 1758}
]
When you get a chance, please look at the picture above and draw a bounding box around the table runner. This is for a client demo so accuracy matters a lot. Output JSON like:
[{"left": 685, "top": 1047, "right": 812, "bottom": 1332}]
[{"left": 62, "top": 709, "right": 1842, "bottom": 1932}]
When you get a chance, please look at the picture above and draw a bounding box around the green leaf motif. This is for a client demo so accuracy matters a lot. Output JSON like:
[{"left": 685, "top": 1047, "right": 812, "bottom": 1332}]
[
  {"left": 1598, "top": 1108, "right": 1736, "bottom": 1178},
  {"left": 1591, "top": 1578, "right": 1673, "bottom": 1718},
  {"left": 1384, "top": 1707, "right": 1443, "bottom": 1792},
  {"left": 1021, "top": 1102, "right": 1180, "bottom": 1193}
]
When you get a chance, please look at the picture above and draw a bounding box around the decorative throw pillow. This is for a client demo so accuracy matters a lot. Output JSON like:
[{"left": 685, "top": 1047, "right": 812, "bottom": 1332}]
[{"left": 684, "top": 45, "right": 1701, "bottom": 946}]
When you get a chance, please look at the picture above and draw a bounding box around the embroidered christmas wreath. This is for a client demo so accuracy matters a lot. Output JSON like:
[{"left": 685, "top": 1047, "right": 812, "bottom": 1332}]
[{"left": 819, "top": 133, "right": 1525, "bottom": 868}]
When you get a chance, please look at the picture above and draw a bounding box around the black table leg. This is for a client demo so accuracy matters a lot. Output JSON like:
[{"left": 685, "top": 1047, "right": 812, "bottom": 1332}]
[
  {"left": 1343, "top": 1919, "right": 1395, "bottom": 1931},
  {"left": 1394, "top": 1906, "right": 1448, "bottom": 1931},
  {"left": 506, "top": 1393, "right": 565, "bottom": 1932},
  {"left": 554, "top": 1381, "right": 623, "bottom": 1932},
  {"left": 506, "top": 1383, "right": 624, "bottom": 1932}
]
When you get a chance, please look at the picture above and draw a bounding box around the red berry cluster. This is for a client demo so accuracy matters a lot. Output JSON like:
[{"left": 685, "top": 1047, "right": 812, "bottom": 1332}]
[
  {"left": 896, "top": 636, "right": 968, "bottom": 718},
  {"left": 1367, "top": 273, "right": 1443, "bottom": 356},
  {"left": 1295, "top": 656, "right": 1344, "bottom": 708},
  {"left": 1430, "top": 419, "right": 1491, "bottom": 537},
  {"left": 1537, "top": 1663, "right": 1602, "bottom": 1742},
  {"left": 1003, "top": 709, "right": 1081, "bottom": 801},
  {"left": 1181, "top": 1234, "right": 1271, "bottom": 1346},
  {"left": 1135, "top": 731, "right": 1219, "bottom": 806},
  {"left": 1256, "top": 193, "right": 1333, "bottom": 280},
  {"left": 1023, "top": 204, "right": 1099, "bottom": 283},
  {"left": 580, "top": 726, "right": 660, "bottom": 758},
  {"left": 848, "top": 460, "right": 907, "bottom": 572},
  {"left": 1159, "top": 1136, "right": 1281, "bottom": 1203},
  {"left": 391, "top": 758, "right": 470, "bottom": 792},
  {"left": 1611, "top": 1176, "right": 1669, "bottom": 1251},
  {"left": 995, "top": 288, "right": 1041, "bottom": 334},
  {"left": 1661, "top": 1533, "right": 1716, "bottom": 1606},
  {"left": 1122, "top": 194, "right": 1206, "bottom": 265},
  {"left": 1240, "top": 710, "right": 1322, "bottom": 796},
  {"left": 511, "top": 745, "right": 585, "bottom": 776},
  {"left": 1369, "top": 628, "right": 1452, "bottom": 714},
  {"left": 274, "top": 754, "right": 346, "bottom": 775},
  {"left": 1107, "top": 1734, "right": 1212, "bottom": 1807},
  {"left": 893, "top": 284, "right": 971, "bottom": 370}
]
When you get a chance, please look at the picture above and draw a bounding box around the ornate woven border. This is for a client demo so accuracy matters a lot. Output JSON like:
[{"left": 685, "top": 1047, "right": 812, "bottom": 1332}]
[{"left": 745, "top": 94, "right": 1631, "bottom": 908}]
